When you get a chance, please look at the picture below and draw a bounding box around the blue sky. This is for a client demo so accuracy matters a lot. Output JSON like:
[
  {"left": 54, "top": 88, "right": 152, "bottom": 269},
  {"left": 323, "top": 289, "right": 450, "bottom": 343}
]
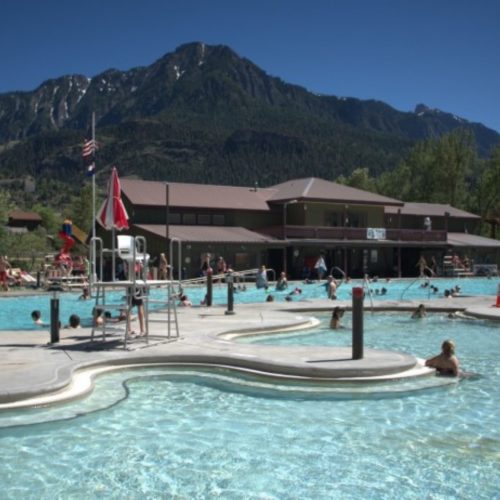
[{"left": 1, "top": 0, "right": 499, "bottom": 132}]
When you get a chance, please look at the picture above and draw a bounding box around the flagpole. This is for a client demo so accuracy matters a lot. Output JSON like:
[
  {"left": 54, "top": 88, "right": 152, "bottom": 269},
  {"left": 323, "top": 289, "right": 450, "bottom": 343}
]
[{"left": 91, "top": 111, "right": 97, "bottom": 287}]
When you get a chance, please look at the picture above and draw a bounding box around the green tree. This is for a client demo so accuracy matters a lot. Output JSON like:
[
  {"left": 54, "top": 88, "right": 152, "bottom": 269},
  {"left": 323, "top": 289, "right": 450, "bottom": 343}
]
[
  {"left": 377, "top": 130, "right": 477, "bottom": 208},
  {"left": 32, "top": 204, "right": 60, "bottom": 235},
  {"left": 431, "top": 129, "right": 475, "bottom": 207},
  {"left": 0, "top": 190, "right": 14, "bottom": 253},
  {"left": 70, "top": 184, "right": 94, "bottom": 233},
  {"left": 2, "top": 227, "right": 53, "bottom": 270},
  {"left": 336, "top": 167, "right": 378, "bottom": 192},
  {"left": 474, "top": 146, "right": 500, "bottom": 237}
]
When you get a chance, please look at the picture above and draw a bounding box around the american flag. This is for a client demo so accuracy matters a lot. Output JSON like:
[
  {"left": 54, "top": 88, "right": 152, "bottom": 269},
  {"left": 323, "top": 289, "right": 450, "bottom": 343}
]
[{"left": 82, "top": 139, "right": 97, "bottom": 158}]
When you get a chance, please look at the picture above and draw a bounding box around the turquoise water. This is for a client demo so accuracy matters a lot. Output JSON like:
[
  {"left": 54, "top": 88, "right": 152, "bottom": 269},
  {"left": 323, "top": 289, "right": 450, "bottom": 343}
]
[
  {"left": 0, "top": 313, "right": 498, "bottom": 498},
  {"left": 1, "top": 277, "right": 499, "bottom": 330}
]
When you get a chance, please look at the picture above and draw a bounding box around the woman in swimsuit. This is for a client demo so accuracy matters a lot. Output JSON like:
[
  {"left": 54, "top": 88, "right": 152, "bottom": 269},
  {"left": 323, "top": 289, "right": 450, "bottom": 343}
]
[{"left": 425, "top": 339, "right": 460, "bottom": 376}]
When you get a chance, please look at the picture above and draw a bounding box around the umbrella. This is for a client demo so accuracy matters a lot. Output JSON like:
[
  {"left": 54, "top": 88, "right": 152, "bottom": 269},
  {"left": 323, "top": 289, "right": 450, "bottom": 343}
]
[{"left": 97, "top": 167, "right": 129, "bottom": 280}]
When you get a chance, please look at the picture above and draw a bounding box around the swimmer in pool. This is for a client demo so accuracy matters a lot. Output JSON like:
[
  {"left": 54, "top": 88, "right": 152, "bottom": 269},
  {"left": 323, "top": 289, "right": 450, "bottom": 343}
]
[
  {"left": 411, "top": 304, "right": 427, "bottom": 319},
  {"left": 425, "top": 339, "right": 460, "bottom": 376}
]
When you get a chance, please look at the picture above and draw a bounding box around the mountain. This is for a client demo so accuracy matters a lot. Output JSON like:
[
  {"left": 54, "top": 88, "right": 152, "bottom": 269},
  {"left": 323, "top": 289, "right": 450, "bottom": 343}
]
[{"left": 0, "top": 42, "right": 498, "bottom": 203}]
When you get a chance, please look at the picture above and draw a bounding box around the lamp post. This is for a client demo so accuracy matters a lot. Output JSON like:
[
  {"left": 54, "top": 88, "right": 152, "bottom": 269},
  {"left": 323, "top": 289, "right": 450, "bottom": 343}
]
[{"left": 283, "top": 199, "right": 298, "bottom": 274}]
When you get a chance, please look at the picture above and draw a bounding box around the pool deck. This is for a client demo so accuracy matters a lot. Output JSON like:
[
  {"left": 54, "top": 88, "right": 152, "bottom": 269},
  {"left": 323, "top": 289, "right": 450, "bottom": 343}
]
[{"left": 0, "top": 294, "right": 498, "bottom": 408}]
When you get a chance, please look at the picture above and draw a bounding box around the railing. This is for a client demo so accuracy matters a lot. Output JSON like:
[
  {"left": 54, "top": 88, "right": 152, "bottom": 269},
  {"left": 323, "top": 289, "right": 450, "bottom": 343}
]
[
  {"left": 181, "top": 268, "right": 261, "bottom": 286},
  {"left": 259, "top": 225, "right": 447, "bottom": 242},
  {"left": 330, "top": 266, "right": 346, "bottom": 280}
]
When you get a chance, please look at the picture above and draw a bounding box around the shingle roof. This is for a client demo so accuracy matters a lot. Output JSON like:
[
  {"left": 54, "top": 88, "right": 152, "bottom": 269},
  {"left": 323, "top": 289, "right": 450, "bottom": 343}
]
[
  {"left": 447, "top": 232, "right": 500, "bottom": 248},
  {"left": 267, "top": 177, "right": 403, "bottom": 206},
  {"left": 8, "top": 211, "right": 42, "bottom": 221},
  {"left": 385, "top": 202, "right": 481, "bottom": 219},
  {"left": 135, "top": 224, "right": 279, "bottom": 244},
  {"left": 121, "top": 179, "right": 275, "bottom": 211}
]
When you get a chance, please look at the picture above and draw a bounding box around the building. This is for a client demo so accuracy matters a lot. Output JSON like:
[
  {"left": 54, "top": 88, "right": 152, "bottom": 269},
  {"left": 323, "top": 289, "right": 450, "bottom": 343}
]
[
  {"left": 6, "top": 211, "right": 42, "bottom": 233},
  {"left": 96, "top": 177, "right": 500, "bottom": 279}
]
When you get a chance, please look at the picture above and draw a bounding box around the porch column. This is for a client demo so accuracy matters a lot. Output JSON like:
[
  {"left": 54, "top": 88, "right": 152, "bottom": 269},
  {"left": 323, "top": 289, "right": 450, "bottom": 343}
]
[
  {"left": 397, "top": 246, "right": 402, "bottom": 278},
  {"left": 397, "top": 208, "right": 402, "bottom": 240}
]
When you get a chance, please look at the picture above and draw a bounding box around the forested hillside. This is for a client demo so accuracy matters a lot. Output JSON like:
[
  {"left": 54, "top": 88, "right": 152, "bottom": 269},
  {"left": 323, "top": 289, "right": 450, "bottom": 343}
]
[{"left": 0, "top": 42, "right": 498, "bottom": 212}]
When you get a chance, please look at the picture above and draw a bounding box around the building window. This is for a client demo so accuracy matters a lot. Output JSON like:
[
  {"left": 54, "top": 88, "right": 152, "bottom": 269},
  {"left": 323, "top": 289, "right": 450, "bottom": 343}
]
[
  {"left": 169, "top": 213, "right": 181, "bottom": 225},
  {"left": 183, "top": 214, "right": 196, "bottom": 225},
  {"left": 346, "top": 213, "right": 366, "bottom": 228},
  {"left": 213, "top": 214, "right": 225, "bottom": 225},
  {"left": 325, "top": 211, "right": 340, "bottom": 226},
  {"left": 197, "top": 214, "right": 211, "bottom": 225}
]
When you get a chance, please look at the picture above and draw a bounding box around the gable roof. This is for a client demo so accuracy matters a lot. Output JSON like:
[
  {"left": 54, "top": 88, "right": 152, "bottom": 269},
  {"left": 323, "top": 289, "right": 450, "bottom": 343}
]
[
  {"left": 121, "top": 179, "right": 274, "bottom": 211},
  {"left": 385, "top": 202, "right": 481, "bottom": 219},
  {"left": 267, "top": 177, "right": 403, "bottom": 206},
  {"left": 447, "top": 232, "right": 500, "bottom": 248},
  {"left": 135, "top": 224, "right": 278, "bottom": 243},
  {"left": 8, "top": 211, "right": 42, "bottom": 222}
]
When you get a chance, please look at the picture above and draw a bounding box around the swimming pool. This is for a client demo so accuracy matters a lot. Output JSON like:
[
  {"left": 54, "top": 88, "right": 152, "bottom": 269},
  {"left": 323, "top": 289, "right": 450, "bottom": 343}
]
[
  {"left": 0, "top": 312, "right": 498, "bottom": 498},
  {"left": 0, "top": 277, "right": 498, "bottom": 330}
]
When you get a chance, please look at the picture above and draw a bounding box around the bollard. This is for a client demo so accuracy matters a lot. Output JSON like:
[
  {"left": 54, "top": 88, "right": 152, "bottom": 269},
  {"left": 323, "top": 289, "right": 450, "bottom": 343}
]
[
  {"left": 206, "top": 267, "right": 213, "bottom": 307},
  {"left": 50, "top": 291, "right": 60, "bottom": 344},
  {"left": 225, "top": 272, "right": 235, "bottom": 315},
  {"left": 352, "top": 286, "right": 364, "bottom": 359}
]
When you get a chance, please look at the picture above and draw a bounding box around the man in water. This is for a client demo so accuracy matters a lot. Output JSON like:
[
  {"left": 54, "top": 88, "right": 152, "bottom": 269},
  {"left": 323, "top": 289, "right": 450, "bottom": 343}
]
[{"left": 425, "top": 340, "right": 460, "bottom": 376}]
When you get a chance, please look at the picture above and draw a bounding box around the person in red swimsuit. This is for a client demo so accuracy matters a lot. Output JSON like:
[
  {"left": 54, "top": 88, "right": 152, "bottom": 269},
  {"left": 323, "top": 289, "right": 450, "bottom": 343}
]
[{"left": 0, "top": 255, "right": 11, "bottom": 292}]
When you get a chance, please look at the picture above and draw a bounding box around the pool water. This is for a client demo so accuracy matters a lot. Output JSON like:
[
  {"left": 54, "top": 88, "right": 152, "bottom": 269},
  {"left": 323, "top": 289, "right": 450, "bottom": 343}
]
[
  {"left": 0, "top": 277, "right": 498, "bottom": 330},
  {"left": 0, "top": 313, "right": 498, "bottom": 498}
]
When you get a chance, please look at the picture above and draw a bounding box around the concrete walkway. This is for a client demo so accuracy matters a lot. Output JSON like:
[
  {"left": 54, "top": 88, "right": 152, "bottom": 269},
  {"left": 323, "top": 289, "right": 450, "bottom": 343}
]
[{"left": 0, "top": 294, "right": 498, "bottom": 407}]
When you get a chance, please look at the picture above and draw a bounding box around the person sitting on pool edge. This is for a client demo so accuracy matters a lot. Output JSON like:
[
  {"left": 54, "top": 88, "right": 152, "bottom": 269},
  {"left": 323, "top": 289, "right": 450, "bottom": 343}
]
[
  {"left": 411, "top": 304, "right": 427, "bottom": 319},
  {"left": 425, "top": 339, "right": 460, "bottom": 376}
]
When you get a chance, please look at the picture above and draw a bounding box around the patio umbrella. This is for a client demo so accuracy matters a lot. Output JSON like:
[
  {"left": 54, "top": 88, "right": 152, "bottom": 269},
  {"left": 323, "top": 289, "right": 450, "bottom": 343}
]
[{"left": 97, "top": 166, "right": 129, "bottom": 280}]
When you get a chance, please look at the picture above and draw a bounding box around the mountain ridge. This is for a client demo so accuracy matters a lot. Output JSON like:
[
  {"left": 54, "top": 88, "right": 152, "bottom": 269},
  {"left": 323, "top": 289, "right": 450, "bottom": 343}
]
[{"left": 0, "top": 42, "right": 498, "bottom": 202}]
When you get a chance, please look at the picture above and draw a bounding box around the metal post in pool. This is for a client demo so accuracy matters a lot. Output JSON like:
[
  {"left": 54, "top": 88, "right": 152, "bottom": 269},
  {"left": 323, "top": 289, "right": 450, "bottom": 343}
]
[
  {"left": 352, "top": 286, "right": 364, "bottom": 359},
  {"left": 50, "top": 289, "right": 60, "bottom": 344},
  {"left": 225, "top": 272, "right": 235, "bottom": 315},
  {"left": 206, "top": 267, "right": 213, "bottom": 307}
]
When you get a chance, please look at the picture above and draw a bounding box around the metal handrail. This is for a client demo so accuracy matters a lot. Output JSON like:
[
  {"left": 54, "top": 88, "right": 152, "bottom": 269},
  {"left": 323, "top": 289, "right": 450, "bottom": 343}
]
[
  {"left": 400, "top": 266, "right": 435, "bottom": 301},
  {"left": 362, "top": 275, "right": 374, "bottom": 311},
  {"left": 181, "top": 268, "right": 260, "bottom": 286},
  {"left": 266, "top": 268, "right": 276, "bottom": 283},
  {"left": 329, "top": 266, "right": 346, "bottom": 280}
]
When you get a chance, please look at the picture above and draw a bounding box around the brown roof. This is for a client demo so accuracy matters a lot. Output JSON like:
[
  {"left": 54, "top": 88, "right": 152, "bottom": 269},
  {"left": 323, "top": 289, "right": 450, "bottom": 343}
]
[
  {"left": 8, "top": 211, "right": 42, "bottom": 221},
  {"left": 121, "top": 179, "right": 275, "bottom": 211},
  {"left": 447, "top": 232, "right": 500, "bottom": 248},
  {"left": 135, "top": 224, "right": 280, "bottom": 244},
  {"left": 267, "top": 177, "right": 403, "bottom": 206},
  {"left": 385, "top": 203, "right": 480, "bottom": 219}
]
